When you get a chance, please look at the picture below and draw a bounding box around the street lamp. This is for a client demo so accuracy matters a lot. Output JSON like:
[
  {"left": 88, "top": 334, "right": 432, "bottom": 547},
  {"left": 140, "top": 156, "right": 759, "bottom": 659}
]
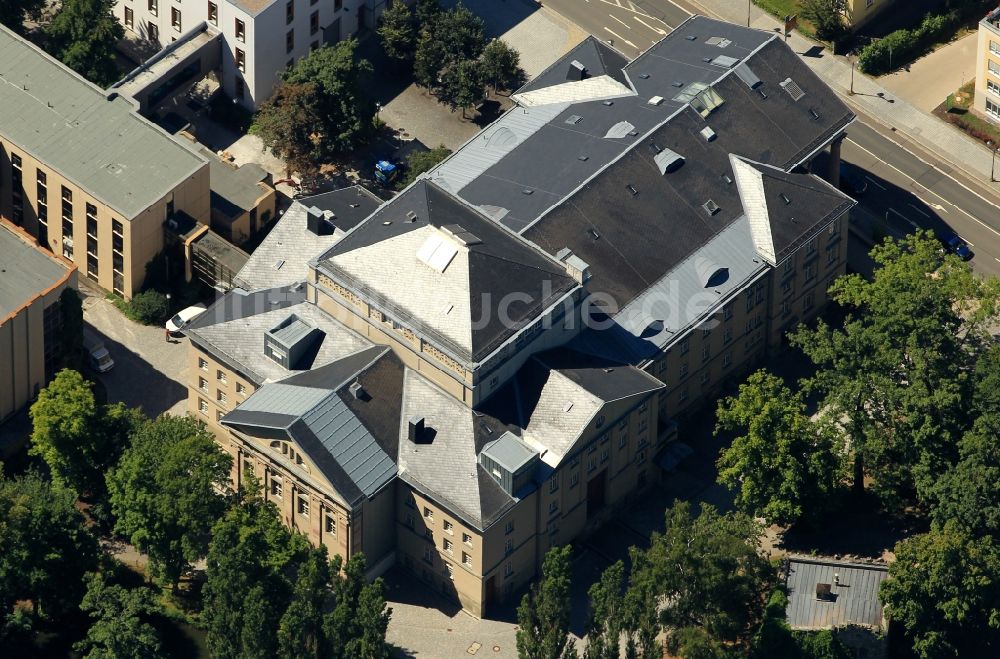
[
  {"left": 747, "top": 0, "right": 751, "bottom": 27},
  {"left": 989, "top": 141, "right": 998, "bottom": 182},
  {"left": 849, "top": 57, "right": 855, "bottom": 95}
]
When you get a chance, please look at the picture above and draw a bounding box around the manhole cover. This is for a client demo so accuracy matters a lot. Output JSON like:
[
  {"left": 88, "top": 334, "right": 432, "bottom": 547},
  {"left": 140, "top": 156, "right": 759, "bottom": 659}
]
[
  {"left": 467, "top": 642, "right": 481, "bottom": 655},
  {"left": 493, "top": 646, "right": 501, "bottom": 653}
]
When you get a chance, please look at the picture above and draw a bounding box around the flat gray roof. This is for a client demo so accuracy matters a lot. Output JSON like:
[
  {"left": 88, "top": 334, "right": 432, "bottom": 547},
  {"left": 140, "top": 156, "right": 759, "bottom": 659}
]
[
  {"left": 786, "top": 558, "right": 888, "bottom": 631},
  {"left": 0, "top": 224, "right": 70, "bottom": 318},
  {"left": 0, "top": 25, "right": 206, "bottom": 220}
]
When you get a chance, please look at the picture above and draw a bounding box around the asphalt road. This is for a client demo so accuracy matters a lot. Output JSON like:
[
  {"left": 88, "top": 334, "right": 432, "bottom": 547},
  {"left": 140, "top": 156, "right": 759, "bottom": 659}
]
[{"left": 540, "top": 0, "right": 687, "bottom": 57}]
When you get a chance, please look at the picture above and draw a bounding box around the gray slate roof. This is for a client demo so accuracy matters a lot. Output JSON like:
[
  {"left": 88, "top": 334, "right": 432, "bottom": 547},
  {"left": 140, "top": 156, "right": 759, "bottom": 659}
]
[
  {"left": 0, "top": 26, "right": 206, "bottom": 220},
  {"left": 235, "top": 186, "right": 381, "bottom": 291},
  {"left": 0, "top": 224, "right": 70, "bottom": 318},
  {"left": 785, "top": 558, "right": 888, "bottom": 631}
]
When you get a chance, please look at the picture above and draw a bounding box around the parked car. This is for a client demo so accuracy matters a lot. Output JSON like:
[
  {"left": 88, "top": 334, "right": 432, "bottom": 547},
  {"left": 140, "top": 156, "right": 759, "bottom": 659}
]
[
  {"left": 839, "top": 163, "right": 868, "bottom": 197},
  {"left": 83, "top": 330, "right": 115, "bottom": 373},
  {"left": 166, "top": 303, "right": 208, "bottom": 336},
  {"left": 942, "top": 232, "right": 973, "bottom": 261}
]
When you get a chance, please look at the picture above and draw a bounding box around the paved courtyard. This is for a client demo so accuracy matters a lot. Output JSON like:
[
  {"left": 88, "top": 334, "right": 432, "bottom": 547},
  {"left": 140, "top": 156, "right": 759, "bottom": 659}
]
[{"left": 880, "top": 30, "right": 979, "bottom": 112}]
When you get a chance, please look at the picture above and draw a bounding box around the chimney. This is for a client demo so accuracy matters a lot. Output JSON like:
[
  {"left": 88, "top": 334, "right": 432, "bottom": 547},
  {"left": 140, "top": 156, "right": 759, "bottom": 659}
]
[
  {"left": 407, "top": 416, "right": 425, "bottom": 443},
  {"left": 306, "top": 206, "right": 334, "bottom": 235},
  {"left": 349, "top": 381, "right": 365, "bottom": 400},
  {"left": 566, "top": 60, "right": 587, "bottom": 81},
  {"left": 555, "top": 247, "right": 591, "bottom": 285}
]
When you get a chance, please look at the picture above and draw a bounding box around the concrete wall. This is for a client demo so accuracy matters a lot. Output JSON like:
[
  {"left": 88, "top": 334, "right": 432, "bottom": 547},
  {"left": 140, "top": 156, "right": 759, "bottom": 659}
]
[{"left": 0, "top": 228, "right": 76, "bottom": 423}]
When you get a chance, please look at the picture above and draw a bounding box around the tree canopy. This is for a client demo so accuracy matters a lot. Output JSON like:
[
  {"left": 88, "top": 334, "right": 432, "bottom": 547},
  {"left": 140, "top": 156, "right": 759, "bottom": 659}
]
[
  {"left": 800, "top": 0, "right": 849, "bottom": 42},
  {"left": 74, "top": 572, "right": 163, "bottom": 659},
  {"left": 377, "top": 1, "right": 416, "bottom": 62},
  {"left": 0, "top": 470, "right": 98, "bottom": 628},
  {"left": 716, "top": 370, "right": 842, "bottom": 526},
  {"left": 517, "top": 545, "right": 575, "bottom": 659},
  {"left": 45, "top": 0, "right": 125, "bottom": 87},
  {"left": 253, "top": 39, "right": 373, "bottom": 173},
  {"left": 0, "top": 0, "right": 44, "bottom": 35},
  {"left": 414, "top": 2, "right": 486, "bottom": 93},
  {"left": 30, "top": 369, "right": 141, "bottom": 498},
  {"left": 107, "top": 415, "right": 232, "bottom": 588},
  {"left": 480, "top": 39, "right": 522, "bottom": 93}
]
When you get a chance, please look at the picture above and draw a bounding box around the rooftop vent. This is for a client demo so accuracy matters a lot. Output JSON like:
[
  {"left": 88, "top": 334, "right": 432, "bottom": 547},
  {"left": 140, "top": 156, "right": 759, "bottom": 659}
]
[
  {"left": 577, "top": 155, "right": 589, "bottom": 161},
  {"left": 588, "top": 228, "right": 600, "bottom": 240},
  {"left": 779, "top": 192, "right": 791, "bottom": 205},
  {"left": 734, "top": 64, "right": 762, "bottom": 89},
  {"left": 648, "top": 95, "right": 664, "bottom": 106},
  {"left": 306, "top": 206, "right": 335, "bottom": 236},
  {"left": 273, "top": 259, "right": 285, "bottom": 270},
  {"left": 702, "top": 199, "right": 721, "bottom": 216},
  {"left": 626, "top": 184, "right": 639, "bottom": 196},
  {"left": 522, "top": 188, "right": 534, "bottom": 195},
  {"left": 408, "top": 416, "right": 428, "bottom": 443},
  {"left": 567, "top": 59, "right": 587, "bottom": 81},
  {"left": 758, "top": 87, "right": 768, "bottom": 100},
  {"left": 700, "top": 126, "right": 717, "bottom": 142},
  {"left": 563, "top": 402, "right": 574, "bottom": 412},
  {"left": 672, "top": 81, "right": 684, "bottom": 88},
  {"left": 711, "top": 55, "right": 739, "bottom": 68},
  {"left": 263, "top": 314, "right": 325, "bottom": 370},
  {"left": 780, "top": 77, "right": 805, "bottom": 101},
  {"left": 722, "top": 173, "right": 733, "bottom": 184},
  {"left": 706, "top": 36, "right": 732, "bottom": 48},
  {"left": 604, "top": 120, "right": 636, "bottom": 139},
  {"left": 406, "top": 210, "right": 418, "bottom": 222},
  {"left": 602, "top": 100, "right": 614, "bottom": 106},
  {"left": 654, "top": 148, "right": 685, "bottom": 175},
  {"left": 480, "top": 432, "right": 539, "bottom": 496},
  {"left": 686, "top": 35, "right": 697, "bottom": 41},
  {"left": 809, "top": 108, "right": 821, "bottom": 121},
  {"left": 349, "top": 381, "right": 366, "bottom": 400},
  {"left": 565, "top": 114, "right": 583, "bottom": 125},
  {"left": 639, "top": 73, "right": 650, "bottom": 79},
  {"left": 555, "top": 247, "right": 591, "bottom": 284}
]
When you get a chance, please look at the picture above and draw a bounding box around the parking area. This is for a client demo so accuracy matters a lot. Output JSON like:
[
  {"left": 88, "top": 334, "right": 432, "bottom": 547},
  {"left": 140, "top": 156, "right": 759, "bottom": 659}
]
[{"left": 80, "top": 282, "right": 191, "bottom": 418}]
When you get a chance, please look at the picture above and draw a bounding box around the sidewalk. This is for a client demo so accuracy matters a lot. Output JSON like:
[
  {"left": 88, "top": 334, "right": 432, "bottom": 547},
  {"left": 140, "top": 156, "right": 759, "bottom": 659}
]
[{"left": 682, "top": 0, "right": 1000, "bottom": 194}]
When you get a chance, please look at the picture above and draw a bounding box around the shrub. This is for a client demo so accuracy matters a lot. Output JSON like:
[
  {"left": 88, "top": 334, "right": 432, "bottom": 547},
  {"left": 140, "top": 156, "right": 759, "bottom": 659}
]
[
  {"left": 858, "top": 11, "right": 959, "bottom": 75},
  {"left": 125, "top": 290, "right": 169, "bottom": 325}
]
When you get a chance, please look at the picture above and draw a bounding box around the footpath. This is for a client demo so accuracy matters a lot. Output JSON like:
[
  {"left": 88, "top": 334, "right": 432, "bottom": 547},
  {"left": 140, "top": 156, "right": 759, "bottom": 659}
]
[{"left": 682, "top": 0, "right": 1000, "bottom": 197}]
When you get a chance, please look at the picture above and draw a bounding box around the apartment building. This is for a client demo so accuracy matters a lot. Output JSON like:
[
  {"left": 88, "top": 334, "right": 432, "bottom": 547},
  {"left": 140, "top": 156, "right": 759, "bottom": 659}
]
[
  {"left": 114, "top": 0, "right": 389, "bottom": 109},
  {"left": 185, "top": 15, "right": 856, "bottom": 617},
  {"left": 975, "top": 7, "right": 1000, "bottom": 123},
  {"left": 0, "top": 221, "right": 77, "bottom": 423},
  {"left": 0, "top": 26, "right": 210, "bottom": 299},
  {"left": 844, "top": 0, "right": 898, "bottom": 31}
]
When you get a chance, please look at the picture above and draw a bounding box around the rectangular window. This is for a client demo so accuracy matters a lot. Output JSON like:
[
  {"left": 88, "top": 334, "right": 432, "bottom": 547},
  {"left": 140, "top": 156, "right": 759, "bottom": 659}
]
[
  {"left": 504, "top": 520, "right": 513, "bottom": 535},
  {"left": 445, "top": 564, "right": 454, "bottom": 580},
  {"left": 570, "top": 472, "right": 579, "bottom": 487},
  {"left": 171, "top": 7, "right": 181, "bottom": 31},
  {"left": 600, "top": 448, "right": 609, "bottom": 464},
  {"left": 11, "top": 153, "right": 21, "bottom": 169},
  {"left": 199, "top": 357, "right": 208, "bottom": 370},
  {"left": 826, "top": 243, "right": 838, "bottom": 265},
  {"left": 207, "top": 1, "right": 217, "bottom": 24},
  {"left": 423, "top": 547, "right": 433, "bottom": 564},
  {"left": 148, "top": 22, "right": 158, "bottom": 42},
  {"left": 723, "top": 305, "right": 732, "bottom": 320},
  {"left": 217, "top": 369, "right": 227, "bottom": 383},
  {"left": 504, "top": 538, "right": 513, "bottom": 555},
  {"left": 270, "top": 475, "right": 283, "bottom": 499},
  {"left": 443, "top": 520, "right": 453, "bottom": 533},
  {"left": 87, "top": 217, "right": 98, "bottom": 238},
  {"left": 679, "top": 362, "right": 688, "bottom": 378},
  {"left": 286, "top": 0, "right": 294, "bottom": 24},
  {"left": 236, "top": 48, "right": 245, "bottom": 72},
  {"left": 198, "top": 376, "right": 208, "bottom": 391},
  {"left": 423, "top": 507, "right": 433, "bottom": 521},
  {"left": 237, "top": 382, "right": 247, "bottom": 395},
  {"left": 679, "top": 337, "right": 689, "bottom": 355},
  {"left": 286, "top": 29, "right": 294, "bottom": 53},
  {"left": 124, "top": 6, "right": 133, "bottom": 28},
  {"left": 217, "top": 390, "right": 227, "bottom": 404},
  {"left": 235, "top": 18, "right": 245, "bottom": 42},
  {"left": 148, "top": 0, "right": 157, "bottom": 15},
  {"left": 724, "top": 326, "right": 732, "bottom": 344},
  {"left": 310, "top": 10, "right": 318, "bottom": 34},
  {"left": 992, "top": 40, "right": 1000, "bottom": 56},
  {"left": 297, "top": 496, "right": 309, "bottom": 516},
  {"left": 723, "top": 352, "right": 732, "bottom": 368},
  {"left": 443, "top": 538, "right": 453, "bottom": 553},
  {"left": 462, "top": 552, "right": 472, "bottom": 567},
  {"left": 804, "top": 291, "right": 815, "bottom": 310},
  {"left": 619, "top": 433, "right": 627, "bottom": 448},
  {"left": 462, "top": 532, "right": 472, "bottom": 546},
  {"left": 325, "top": 515, "right": 336, "bottom": 535},
  {"left": 198, "top": 398, "right": 208, "bottom": 415},
  {"left": 549, "top": 474, "right": 558, "bottom": 493},
  {"left": 504, "top": 562, "right": 513, "bottom": 578},
  {"left": 701, "top": 345, "right": 710, "bottom": 362},
  {"left": 86, "top": 254, "right": 98, "bottom": 280}
]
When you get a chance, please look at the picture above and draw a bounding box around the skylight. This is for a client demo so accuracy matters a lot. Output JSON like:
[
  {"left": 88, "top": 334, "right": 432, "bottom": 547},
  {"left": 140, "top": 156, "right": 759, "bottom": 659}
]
[{"left": 416, "top": 233, "right": 459, "bottom": 273}]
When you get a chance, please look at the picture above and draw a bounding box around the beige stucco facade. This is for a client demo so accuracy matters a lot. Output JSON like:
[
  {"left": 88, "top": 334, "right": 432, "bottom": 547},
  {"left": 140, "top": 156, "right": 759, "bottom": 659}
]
[
  {"left": 0, "top": 139, "right": 209, "bottom": 299},
  {"left": 845, "top": 0, "right": 897, "bottom": 30},
  {"left": 975, "top": 10, "right": 1000, "bottom": 123},
  {"left": 0, "top": 221, "right": 77, "bottom": 423}
]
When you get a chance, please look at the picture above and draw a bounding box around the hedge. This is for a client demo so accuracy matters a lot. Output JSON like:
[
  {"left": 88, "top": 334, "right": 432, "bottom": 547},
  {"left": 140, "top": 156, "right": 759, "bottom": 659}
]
[{"left": 858, "top": 11, "right": 959, "bottom": 75}]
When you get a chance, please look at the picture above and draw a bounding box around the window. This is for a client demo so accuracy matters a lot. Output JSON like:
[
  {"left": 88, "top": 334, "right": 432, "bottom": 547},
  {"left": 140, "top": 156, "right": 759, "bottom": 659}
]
[
  {"left": 310, "top": 10, "right": 318, "bottom": 34},
  {"left": 570, "top": 472, "right": 579, "bottom": 487},
  {"left": 148, "top": 0, "right": 157, "bottom": 15},
  {"left": 207, "top": 1, "right": 217, "bottom": 25},
  {"left": 199, "top": 357, "right": 208, "bottom": 371},
  {"left": 679, "top": 337, "right": 689, "bottom": 355},
  {"left": 780, "top": 300, "right": 790, "bottom": 317},
  {"left": 723, "top": 305, "right": 732, "bottom": 320},
  {"left": 723, "top": 352, "right": 732, "bottom": 368},
  {"left": 587, "top": 456, "right": 597, "bottom": 473},
  {"left": 86, "top": 254, "right": 98, "bottom": 280},
  {"left": 600, "top": 448, "right": 609, "bottom": 464},
  {"left": 198, "top": 398, "right": 208, "bottom": 415},
  {"left": 992, "top": 40, "right": 1000, "bottom": 56},
  {"left": 124, "top": 6, "right": 133, "bottom": 28},
  {"left": 216, "top": 389, "right": 227, "bottom": 404},
  {"left": 784, "top": 258, "right": 794, "bottom": 274},
  {"left": 701, "top": 345, "right": 710, "bottom": 362},
  {"left": 724, "top": 325, "right": 732, "bottom": 344},
  {"left": 988, "top": 98, "right": 1000, "bottom": 119},
  {"left": 423, "top": 507, "right": 434, "bottom": 521},
  {"left": 325, "top": 515, "right": 336, "bottom": 535},
  {"left": 805, "top": 237, "right": 817, "bottom": 256},
  {"left": 171, "top": 7, "right": 181, "bottom": 31},
  {"left": 235, "top": 18, "right": 245, "bottom": 42},
  {"left": 679, "top": 362, "right": 688, "bottom": 378},
  {"left": 804, "top": 290, "right": 815, "bottom": 311},
  {"left": 270, "top": 475, "right": 283, "bottom": 498},
  {"left": 297, "top": 496, "right": 309, "bottom": 516},
  {"left": 462, "top": 552, "right": 472, "bottom": 567},
  {"left": 335, "top": 0, "right": 342, "bottom": 9},
  {"left": 148, "top": 22, "right": 158, "bottom": 42},
  {"left": 781, "top": 279, "right": 792, "bottom": 295},
  {"left": 237, "top": 382, "right": 247, "bottom": 395},
  {"left": 217, "top": 369, "right": 227, "bottom": 383},
  {"left": 443, "top": 520, "right": 453, "bottom": 534},
  {"left": 991, "top": 60, "right": 1000, "bottom": 77},
  {"left": 463, "top": 532, "right": 472, "bottom": 546},
  {"left": 826, "top": 243, "right": 838, "bottom": 265},
  {"left": 678, "top": 388, "right": 688, "bottom": 403},
  {"left": 405, "top": 514, "right": 414, "bottom": 530},
  {"left": 505, "top": 520, "right": 514, "bottom": 535},
  {"left": 198, "top": 376, "right": 208, "bottom": 391},
  {"left": 286, "top": 0, "right": 294, "bottom": 24},
  {"left": 548, "top": 501, "right": 558, "bottom": 515},
  {"left": 619, "top": 433, "right": 627, "bottom": 448},
  {"left": 549, "top": 474, "right": 559, "bottom": 493},
  {"left": 804, "top": 262, "right": 817, "bottom": 282},
  {"left": 504, "top": 538, "right": 513, "bottom": 555},
  {"left": 423, "top": 547, "right": 433, "bottom": 564},
  {"left": 243, "top": 458, "right": 254, "bottom": 475},
  {"left": 236, "top": 48, "right": 245, "bottom": 72},
  {"left": 445, "top": 564, "right": 454, "bottom": 580},
  {"left": 286, "top": 29, "right": 294, "bottom": 53},
  {"left": 504, "top": 562, "right": 513, "bottom": 578},
  {"left": 443, "top": 538, "right": 453, "bottom": 553}
]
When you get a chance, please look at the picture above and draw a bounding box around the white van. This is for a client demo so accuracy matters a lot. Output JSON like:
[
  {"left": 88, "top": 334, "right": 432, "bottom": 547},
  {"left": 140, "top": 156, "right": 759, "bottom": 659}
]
[{"left": 83, "top": 330, "right": 115, "bottom": 373}]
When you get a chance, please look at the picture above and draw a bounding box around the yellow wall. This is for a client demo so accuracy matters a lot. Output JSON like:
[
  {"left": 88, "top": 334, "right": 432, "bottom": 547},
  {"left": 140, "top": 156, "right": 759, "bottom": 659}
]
[{"left": 846, "top": 0, "right": 897, "bottom": 29}]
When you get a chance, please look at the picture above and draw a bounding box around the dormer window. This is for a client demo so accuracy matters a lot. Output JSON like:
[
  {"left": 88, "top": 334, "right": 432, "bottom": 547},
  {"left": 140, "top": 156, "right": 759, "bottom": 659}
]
[{"left": 269, "top": 440, "right": 309, "bottom": 472}]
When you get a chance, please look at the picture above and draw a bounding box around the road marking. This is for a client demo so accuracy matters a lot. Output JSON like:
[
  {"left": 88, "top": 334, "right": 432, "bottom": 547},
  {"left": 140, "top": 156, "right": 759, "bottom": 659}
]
[
  {"left": 908, "top": 203, "right": 931, "bottom": 218},
  {"left": 609, "top": 14, "right": 631, "bottom": 29},
  {"left": 597, "top": 0, "right": 672, "bottom": 25},
  {"left": 864, "top": 175, "right": 886, "bottom": 190},
  {"left": 994, "top": 257, "right": 1000, "bottom": 263},
  {"left": 888, "top": 207, "right": 919, "bottom": 229},
  {"left": 634, "top": 15, "right": 667, "bottom": 35},
  {"left": 603, "top": 27, "right": 637, "bottom": 49}
]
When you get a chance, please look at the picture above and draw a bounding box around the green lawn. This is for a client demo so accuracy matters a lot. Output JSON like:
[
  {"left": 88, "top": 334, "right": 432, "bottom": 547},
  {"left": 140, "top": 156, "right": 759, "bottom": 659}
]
[
  {"left": 935, "top": 81, "right": 1000, "bottom": 147},
  {"left": 753, "top": 0, "right": 817, "bottom": 37}
]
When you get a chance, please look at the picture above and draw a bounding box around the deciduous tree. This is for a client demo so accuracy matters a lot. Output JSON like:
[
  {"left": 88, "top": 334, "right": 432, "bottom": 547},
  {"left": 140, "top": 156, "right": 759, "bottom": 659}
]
[
  {"left": 278, "top": 549, "right": 331, "bottom": 659},
  {"left": 74, "top": 572, "right": 163, "bottom": 659},
  {"left": 931, "top": 414, "right": 1000, "bottom": 539},
  {"left": 413, "top": 2, "right": 485, "bottom": 93},
  {"left": 800, "top": 0, "right": 848, "bottom": 42},
  {"left": 584, "top": 561, "right": 625, "bottom": 659},
  {"left": 879, "top": 522, "right": 1000, "bottom": 658},
  {"left": 107, "top": 415, "right": 231, "bottom": 589},
  {"left": 440, "top": 58, "right": 484, "bottom": 116},
  {"left": 716, "top": 370, "right": 842, "bottom": 526},
  {"left": 516, "top": 545, "right": 575, "bottom": 659},
  {"left": 377, "top": 1, "right": 415, "bottom": 62},
  {"left": 480, "top": 39, "right": 521, "bottom": 93},
  {"left": 45, "top": 0, "right": 124, "bottom": 87}
]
